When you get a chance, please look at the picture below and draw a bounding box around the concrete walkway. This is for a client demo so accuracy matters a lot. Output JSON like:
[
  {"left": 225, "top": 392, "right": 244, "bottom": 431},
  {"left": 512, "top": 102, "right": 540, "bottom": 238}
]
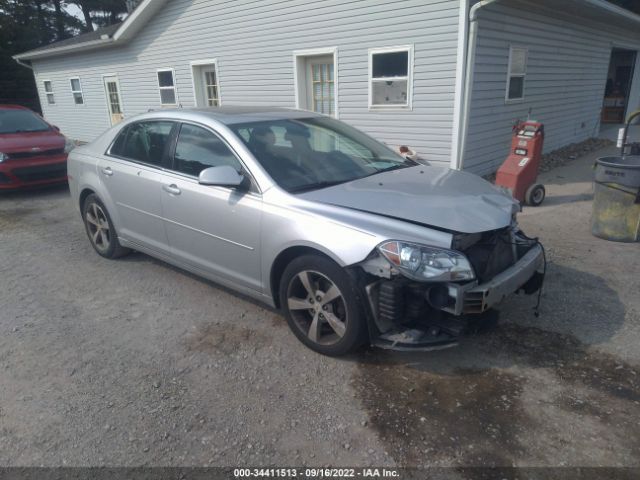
[{"left": 516, "top": 144, "right": 640, "bottom": 362}]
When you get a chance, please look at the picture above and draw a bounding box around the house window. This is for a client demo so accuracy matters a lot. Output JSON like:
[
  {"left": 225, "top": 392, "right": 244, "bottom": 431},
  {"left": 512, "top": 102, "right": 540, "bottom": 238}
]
[
  {"left": 157, "top": 69, "right": 178, "bottom": 106},
  {"left": 369, "top": 46, "right": 413, "bottom": 109},
  {"left": 43, "top": 81, "right": 55, "bottom": 105},
  {"left": 506, "top": 47, "right": 527, "bottom": 101},
  {"left": 69, "top": 77, "right": 84, "bottom": 105}
]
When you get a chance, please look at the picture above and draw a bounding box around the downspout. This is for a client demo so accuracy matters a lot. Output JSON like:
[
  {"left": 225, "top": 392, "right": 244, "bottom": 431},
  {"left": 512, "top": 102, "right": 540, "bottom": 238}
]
[
  {"left": 14, "top": 57, "right": 33, "bottom": 70},
  {"left": 456, "top": 0, "right": 502, "bottom": 170}
]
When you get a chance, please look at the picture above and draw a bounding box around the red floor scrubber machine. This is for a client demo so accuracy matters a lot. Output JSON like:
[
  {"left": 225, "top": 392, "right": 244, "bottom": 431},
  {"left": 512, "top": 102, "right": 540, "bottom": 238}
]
[{"left": 495, "top": 120, "right": 546, "bottom": 206}]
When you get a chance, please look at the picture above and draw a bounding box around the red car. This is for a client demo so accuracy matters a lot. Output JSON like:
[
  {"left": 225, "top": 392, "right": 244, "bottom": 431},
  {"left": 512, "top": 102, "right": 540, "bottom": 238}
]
[{"left": 0, "top": 105, "right": 72, "bottom": 190}]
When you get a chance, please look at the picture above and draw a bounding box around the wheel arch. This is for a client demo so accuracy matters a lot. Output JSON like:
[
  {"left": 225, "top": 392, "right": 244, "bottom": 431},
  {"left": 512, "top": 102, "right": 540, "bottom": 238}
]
[
  {"left": 79, "top": 187, "right": 95, "bottom": 213},
  {"left": 269, "top": 245, "right": 341, "bottom": 308}
]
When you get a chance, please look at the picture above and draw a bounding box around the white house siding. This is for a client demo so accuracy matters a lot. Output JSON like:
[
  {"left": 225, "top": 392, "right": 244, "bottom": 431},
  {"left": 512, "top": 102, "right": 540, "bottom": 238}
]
[
  {"left": 463, "top": 0, "right": 640, "bottom": 175},
  {"left": 31, "top": 0, "right": 461, "bottom": 166}
]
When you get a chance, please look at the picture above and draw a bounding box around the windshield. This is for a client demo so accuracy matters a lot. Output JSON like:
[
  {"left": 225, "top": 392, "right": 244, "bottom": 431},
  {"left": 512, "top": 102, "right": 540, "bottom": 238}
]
[
  {"left": 230, "top": 116, "right": 416, "bottom": 192},
  {"left": 0, "top": 109, "right": 51, "bottom": 135}
]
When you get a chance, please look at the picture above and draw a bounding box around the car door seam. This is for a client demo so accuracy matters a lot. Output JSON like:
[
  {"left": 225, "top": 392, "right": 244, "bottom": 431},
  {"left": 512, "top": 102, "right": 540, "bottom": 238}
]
[{"left": 116, "top": 202, "right": 254, "bottom": 251}]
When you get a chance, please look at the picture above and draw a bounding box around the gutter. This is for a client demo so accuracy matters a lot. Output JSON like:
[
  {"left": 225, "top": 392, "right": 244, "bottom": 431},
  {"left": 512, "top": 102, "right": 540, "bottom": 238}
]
[
  {"left": 13, "top": 37, "right": 114, "bottom": 62},
  {"left": 583, "top": 0, "right": 640, "bottom": 25},
  {"left": 455, "top": 0, "right": 503, "bottom": 170}
]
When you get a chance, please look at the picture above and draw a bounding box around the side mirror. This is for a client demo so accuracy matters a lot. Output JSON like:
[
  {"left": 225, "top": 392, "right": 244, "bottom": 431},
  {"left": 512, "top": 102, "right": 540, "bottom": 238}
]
[
  {"left": 198, "top": 165, "right": 245, "bottom": 188},
  {"left": 52, "top": 125, "right": 60, "bottom": 132}
]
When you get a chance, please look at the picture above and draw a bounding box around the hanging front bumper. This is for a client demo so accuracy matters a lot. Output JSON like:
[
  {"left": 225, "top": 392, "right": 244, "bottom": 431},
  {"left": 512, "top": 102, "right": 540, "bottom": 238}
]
[{"left": 444, "top": 244, "right": 544, "bottom": 315}]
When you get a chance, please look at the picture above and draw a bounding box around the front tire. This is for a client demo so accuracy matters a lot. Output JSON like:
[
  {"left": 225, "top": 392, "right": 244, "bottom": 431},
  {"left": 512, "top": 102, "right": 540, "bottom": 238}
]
[
  {"left": 82, "top": 194, "right": 129, "bottom": 259},
  {"left": 279, "top": 254, "right": 367, "bottom": 356}
]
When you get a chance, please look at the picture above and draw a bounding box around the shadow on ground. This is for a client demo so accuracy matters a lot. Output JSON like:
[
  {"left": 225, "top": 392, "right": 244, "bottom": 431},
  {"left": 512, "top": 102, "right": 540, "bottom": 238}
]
[
  {"left": 539, "top": 192, "right": 594, "bottom": 206},
  {"left": 351, "top": 264, "right": 638, "bottom": 467},
  {"left": 0, "top": 183, "right": 68, "bottom": 201}
]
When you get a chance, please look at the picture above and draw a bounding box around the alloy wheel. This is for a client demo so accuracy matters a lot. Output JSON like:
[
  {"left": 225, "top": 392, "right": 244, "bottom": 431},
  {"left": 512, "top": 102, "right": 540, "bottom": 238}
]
[
  {"left": 286, "top": 270, "right": 348, "bottom": 346},
  {"left": 85, "top": 202, "right": 111, "bottom": 253}
]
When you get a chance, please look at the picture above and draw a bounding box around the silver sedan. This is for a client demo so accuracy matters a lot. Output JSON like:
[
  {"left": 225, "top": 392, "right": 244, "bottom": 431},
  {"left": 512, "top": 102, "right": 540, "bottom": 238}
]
[{"left": 68, "top": 107, "right": 544, "bottom": 356}]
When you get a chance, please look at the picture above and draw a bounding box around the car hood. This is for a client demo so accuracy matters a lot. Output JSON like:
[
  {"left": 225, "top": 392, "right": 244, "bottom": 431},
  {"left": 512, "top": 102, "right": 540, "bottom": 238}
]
[
  {"left": 0, "top": 130, "right": 64, "bottom": 153},
  {"left": 298, "top": 165, "right": 518, "bottom": 234}
]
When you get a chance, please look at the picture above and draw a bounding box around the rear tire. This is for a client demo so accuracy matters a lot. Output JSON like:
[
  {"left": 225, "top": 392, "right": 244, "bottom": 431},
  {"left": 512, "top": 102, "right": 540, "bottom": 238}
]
[
  {"left": 82, "top": 194, "right": 129, "bottom": 259},
  {"left": 279, "top": 254, "right": 367, "bottom": 356}
]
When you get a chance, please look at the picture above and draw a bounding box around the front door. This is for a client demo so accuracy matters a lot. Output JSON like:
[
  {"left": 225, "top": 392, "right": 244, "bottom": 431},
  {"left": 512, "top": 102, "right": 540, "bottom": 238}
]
[
  {"left": 192, "top": 64, "right": 220, "bottom": 107},
  {"left": 306, "top": 56, "right": 335, "bottom": 116},
  {"left": 160, "top": 122, "right": 262, "bottom": 291},
  {"left": 201, "top": 68, "right": 219, "bottom": 107},
  {"left": 103, "top": 76, "right": 124, "bottom": 126}
]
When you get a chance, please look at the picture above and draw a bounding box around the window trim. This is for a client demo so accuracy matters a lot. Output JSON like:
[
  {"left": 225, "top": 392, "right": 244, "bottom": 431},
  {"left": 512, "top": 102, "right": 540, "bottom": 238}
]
[
  {"left": 505, "top": 46, "right": 528, "bottom": 103},
  {"left": 293, "top": 47, "right": 339, "bottom": 119},
  {"left": 156, "top": 68, "right": 179, "bottom": 107},
  {"left": 368, "top": 45, "right": 414, "bottom": 110},
  {"left": 43, "top": 80, "right": 55, "bottom": 105},
  {"left": 69, "top": 76, "right": 84, "bottom": 106},
  {"left": 189, "top": 59, "right": 222, "bottom": 107}
]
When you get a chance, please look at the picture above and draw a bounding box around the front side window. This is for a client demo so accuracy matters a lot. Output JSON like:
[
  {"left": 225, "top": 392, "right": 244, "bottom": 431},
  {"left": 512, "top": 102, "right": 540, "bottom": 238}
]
[
  {"left": 506, "top": 47, "right": 527, "bottom": 101},
  {"left": 43, "top": 81, "right": 55, "bottom": 105},
  {"left": 109, "top": 121, "right": 175, "bottom": 166},
  {"left": 70, "top": 78, "right": 84, "bottom": 105},
  {"left": 157, "top": 69, "right": 177, "bottom": 106},
  {"left": 369, "top": 46, "right": 412, "bottom": 108},
  {"left": 231, "top": 116, "right": 414, "bottom": 192},
  {"left": 173, "top": 123, "right": 242, "bottom": 177}
]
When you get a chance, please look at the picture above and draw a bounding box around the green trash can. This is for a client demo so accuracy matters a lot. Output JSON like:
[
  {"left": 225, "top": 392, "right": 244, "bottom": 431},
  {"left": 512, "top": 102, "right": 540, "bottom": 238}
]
[{"left": 591, "top": 155, "right": 640, "bottom": 242}]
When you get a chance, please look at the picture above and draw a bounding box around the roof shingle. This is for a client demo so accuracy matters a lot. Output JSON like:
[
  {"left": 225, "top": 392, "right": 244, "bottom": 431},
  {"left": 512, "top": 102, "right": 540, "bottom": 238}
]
[{"left": 18, "top": 23, "right": 122, "bottom": 57}]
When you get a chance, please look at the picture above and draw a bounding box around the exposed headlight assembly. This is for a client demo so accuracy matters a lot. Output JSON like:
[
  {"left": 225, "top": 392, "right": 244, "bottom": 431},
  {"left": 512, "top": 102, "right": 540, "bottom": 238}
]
[
  {"left": 378, "top": 240, "right": 475, "bottom": 282},
  {"left": 0, "top": 152, "right": 7, "bottom": 163}
]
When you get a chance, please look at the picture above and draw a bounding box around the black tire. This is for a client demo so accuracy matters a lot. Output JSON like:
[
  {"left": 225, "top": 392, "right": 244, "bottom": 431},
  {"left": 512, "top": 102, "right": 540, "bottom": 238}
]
[
  {"left": 279, "top": 254, "right": 367, "bottom": 356},
  {"left": 82, "top": 194, "right": 129, "bottom": 259},
  {"left": 525, "top": 183, "right": 545, "bottom": 206}
]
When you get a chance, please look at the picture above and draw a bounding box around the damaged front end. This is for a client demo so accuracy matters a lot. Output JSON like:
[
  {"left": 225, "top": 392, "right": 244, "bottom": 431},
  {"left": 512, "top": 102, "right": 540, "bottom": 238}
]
[{"left": 354, "top": 226, "right": 545, "bottom": 351}]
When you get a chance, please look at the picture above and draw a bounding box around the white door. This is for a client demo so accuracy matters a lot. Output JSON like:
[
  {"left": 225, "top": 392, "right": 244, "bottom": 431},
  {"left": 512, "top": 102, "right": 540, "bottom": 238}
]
[
  {"left": 103, "top": 76, "right": 124, "bottom": 125},
  {"left": 201, "top": 67, "right": 219, "bottom": 107},
  {"left": 306, "top": 56, "right": 335, "bottom": 116}
]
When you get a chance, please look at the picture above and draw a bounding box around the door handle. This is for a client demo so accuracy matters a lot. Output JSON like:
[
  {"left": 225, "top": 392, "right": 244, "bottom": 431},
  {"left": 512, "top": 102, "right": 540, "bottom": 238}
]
[
  {"left": 162, "top": 184, "right": 181, "bottom": 195},
  {"left": 101, "top": 167, "right": 113, "bottom": 177}
]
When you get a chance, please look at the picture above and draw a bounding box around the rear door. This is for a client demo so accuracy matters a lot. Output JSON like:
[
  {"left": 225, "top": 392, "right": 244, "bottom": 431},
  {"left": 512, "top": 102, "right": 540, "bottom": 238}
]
[
  {"left": 98, "top": 120, "right": 177, "bottom": 254},
  {"left": 160, "top": 122, "right": 262, "bottom": 291}
]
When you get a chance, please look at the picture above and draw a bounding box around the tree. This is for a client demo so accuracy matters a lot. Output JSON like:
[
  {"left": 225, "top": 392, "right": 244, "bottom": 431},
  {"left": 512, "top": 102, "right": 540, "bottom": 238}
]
[
  {"left": 0, "top": 0, "right": 83, "bottom": 111},
  {"left": 68, "top": 0, "right": 141, "bottom": 31}
]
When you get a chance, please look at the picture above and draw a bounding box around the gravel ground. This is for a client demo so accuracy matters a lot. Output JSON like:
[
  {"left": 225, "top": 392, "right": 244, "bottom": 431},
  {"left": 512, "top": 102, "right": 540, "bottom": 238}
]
[{"left": 0, "top": 145, "right": 639, "bottom": 468}]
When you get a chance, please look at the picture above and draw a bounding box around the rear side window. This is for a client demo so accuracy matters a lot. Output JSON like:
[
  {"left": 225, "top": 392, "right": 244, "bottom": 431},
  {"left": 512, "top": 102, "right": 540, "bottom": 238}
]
[
  {"left": 173, "top": 123, "right": 242, "bottom": 177},
  {"left": 109, "top": 121, "right": 175, "bottom": 166}
]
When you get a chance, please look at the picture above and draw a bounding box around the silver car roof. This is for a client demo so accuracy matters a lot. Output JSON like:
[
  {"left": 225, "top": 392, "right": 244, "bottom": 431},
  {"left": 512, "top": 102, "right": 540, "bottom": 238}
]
[{"left": 139, "top": 107, "right": 322, "bottom": 125}]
